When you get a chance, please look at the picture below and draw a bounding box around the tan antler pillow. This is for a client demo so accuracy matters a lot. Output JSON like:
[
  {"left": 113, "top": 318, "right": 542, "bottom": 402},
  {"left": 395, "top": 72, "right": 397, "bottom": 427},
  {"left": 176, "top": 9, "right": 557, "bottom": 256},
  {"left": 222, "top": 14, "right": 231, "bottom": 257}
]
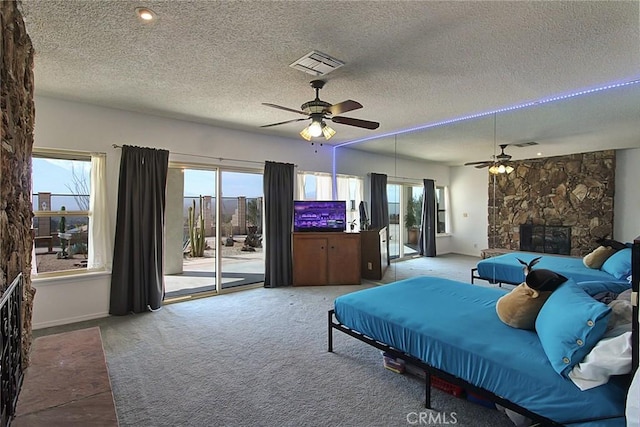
[
  {"left": 583, "top": 246, "right": 615, "bottom": 269},
  {"left": 496, "top": 269, "right": 568, "bottom": 330},
  {"left": 496, "top": 283, "right": 552, "bottom": 330}
]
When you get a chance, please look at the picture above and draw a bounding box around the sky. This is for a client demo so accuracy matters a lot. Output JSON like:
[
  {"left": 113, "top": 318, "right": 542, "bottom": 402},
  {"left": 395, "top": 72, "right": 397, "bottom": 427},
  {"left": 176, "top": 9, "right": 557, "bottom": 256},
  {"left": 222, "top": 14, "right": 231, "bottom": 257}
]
[
  {"left": 32, "top": 159, "right": 263, "bottom": 207},
  {"left": 184, "top": 169, "right": 263, "bottom": 198}
]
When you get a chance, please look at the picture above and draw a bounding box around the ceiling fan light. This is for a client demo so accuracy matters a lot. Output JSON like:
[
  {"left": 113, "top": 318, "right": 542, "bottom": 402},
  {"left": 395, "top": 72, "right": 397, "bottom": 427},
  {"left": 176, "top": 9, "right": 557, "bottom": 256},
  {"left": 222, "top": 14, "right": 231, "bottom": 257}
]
[
  {"left": 299, "top": 126, "right": 313, "bottom": 141},
  {"left": 505, "top": 165, "right": 514, "bottom": 174},
  {"left": 488, "top": 165, "right": 500, "bottom": 175},
  {"left": 308, "top": 120, "right": 323, "bottom": 137},
  {"left": 322, "top": 124, "right": 336, "bottom": 140}
]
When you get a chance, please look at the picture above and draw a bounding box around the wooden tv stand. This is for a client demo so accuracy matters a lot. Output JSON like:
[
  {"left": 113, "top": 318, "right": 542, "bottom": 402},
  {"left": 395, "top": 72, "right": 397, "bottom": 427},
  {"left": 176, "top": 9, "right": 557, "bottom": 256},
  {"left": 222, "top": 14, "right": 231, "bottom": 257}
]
[{"left": 292, "top": 232, "right": 361, "bottom": 286}]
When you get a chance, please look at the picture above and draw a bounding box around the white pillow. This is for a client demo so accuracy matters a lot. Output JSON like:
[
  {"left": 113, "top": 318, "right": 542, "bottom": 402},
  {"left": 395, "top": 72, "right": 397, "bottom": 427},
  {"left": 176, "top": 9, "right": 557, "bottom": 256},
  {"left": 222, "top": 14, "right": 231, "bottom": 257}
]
[{"left": 568, "top": 331, "right": 632, "bottom": 391}]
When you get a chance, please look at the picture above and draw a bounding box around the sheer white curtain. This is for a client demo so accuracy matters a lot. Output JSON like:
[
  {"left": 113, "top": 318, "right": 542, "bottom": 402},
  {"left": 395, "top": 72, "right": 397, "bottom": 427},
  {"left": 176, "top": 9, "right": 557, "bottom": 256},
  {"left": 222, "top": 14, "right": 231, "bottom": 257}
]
[
  {"left": 315, "top": 174, "right": 333, "bottom": 200},
  {"left": 337, "top": 175, "right": 364, "bottom": 229},
  {"left": 296, "top": 173, "right": 307, "bottom": 200},
  {"left": 88, "top": 153, "right": 113, "bottom": 270}
]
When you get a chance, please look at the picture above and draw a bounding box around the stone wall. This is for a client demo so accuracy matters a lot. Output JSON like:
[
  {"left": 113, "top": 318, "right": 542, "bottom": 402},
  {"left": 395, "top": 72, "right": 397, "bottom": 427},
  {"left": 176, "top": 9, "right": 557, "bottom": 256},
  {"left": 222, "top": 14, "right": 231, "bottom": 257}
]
[
  {"left": 488, "top": 150, "right": 615, "bottom": 256},
  {"left": 1, "top": 0, "right": 36, "bottom": 365}
]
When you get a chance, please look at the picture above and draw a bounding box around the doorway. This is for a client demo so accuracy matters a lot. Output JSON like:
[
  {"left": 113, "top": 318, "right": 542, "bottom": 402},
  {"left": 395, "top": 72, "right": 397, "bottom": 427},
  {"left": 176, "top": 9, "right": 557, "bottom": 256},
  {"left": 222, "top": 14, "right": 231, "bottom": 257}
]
[
  {"left": 387, "top": 182, "right": 421, "bottom": 260},
  {"left": 164, "top": 166, "right": 264, "bottom": 299}
]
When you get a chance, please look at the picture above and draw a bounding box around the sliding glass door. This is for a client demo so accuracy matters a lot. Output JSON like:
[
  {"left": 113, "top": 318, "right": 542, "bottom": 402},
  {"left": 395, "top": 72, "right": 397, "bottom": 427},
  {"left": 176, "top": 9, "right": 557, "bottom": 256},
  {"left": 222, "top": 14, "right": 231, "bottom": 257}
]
[
  {"left": 219, "top": 170, "right": 264, "bottom": 289},
  {"left": 387, "top": 182, "right": 422, "bottom": 260},
  {"left": 164, "top": 168, "right": 218, "bottom": 297},
  {"left": 164, "top": 165, "right": 264, "bottom": 299}
]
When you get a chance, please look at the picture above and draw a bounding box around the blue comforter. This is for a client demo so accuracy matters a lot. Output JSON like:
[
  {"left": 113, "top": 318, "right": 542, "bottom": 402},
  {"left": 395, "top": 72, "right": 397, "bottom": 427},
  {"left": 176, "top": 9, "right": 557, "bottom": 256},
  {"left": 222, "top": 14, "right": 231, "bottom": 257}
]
[
  {"left": 476, "top": 252, "right": 628, "bottom": 285},
  {"left": 334, "top": 276, "right": 628, "bottom": 426}
]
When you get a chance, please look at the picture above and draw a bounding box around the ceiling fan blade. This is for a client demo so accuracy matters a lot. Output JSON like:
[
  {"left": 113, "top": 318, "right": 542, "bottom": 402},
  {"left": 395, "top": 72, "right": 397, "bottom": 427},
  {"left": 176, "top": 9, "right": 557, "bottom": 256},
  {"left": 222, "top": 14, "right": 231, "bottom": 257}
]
[
  {"left": 464, "top": 161, "right": 492, "bottom": 167},
  {"left": 326, "top": 100, "right": 363, "bottom": 116},
  {"left": 331, "top": 116, "right": 380, "bottom": 130},
  {"left": 260, "top": 118, "right": 308, "bottom": 128},
  {"left": 262, "top": 103, "right": 308, "bottom": 116}
]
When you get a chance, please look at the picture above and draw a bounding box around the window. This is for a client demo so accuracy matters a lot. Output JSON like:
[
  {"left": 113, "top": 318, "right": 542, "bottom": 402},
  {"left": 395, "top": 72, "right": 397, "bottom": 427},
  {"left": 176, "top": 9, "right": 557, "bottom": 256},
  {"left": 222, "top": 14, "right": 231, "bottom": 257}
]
[
  {"left": 31, "top": 150, "right": 109, "bottom": 276},
  {"left": 336, "top": 174, "right": 363, "bottom": 230},
  {"left": 435, "top": 186, "right": 449, "bottom": 234},
  {"left": 296, "top": 171, "right": 333, "bottom": 200}
]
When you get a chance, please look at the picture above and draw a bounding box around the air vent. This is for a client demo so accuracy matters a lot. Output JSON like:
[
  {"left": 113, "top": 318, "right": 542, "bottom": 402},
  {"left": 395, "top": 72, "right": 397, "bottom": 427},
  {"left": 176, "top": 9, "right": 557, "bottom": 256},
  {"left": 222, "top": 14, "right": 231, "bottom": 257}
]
[
  {"left": 290, "top": 50, "right": 345, "bottom": 76},
  {"left": 512, "top": 141, "right": 539, "bottom": 148}
]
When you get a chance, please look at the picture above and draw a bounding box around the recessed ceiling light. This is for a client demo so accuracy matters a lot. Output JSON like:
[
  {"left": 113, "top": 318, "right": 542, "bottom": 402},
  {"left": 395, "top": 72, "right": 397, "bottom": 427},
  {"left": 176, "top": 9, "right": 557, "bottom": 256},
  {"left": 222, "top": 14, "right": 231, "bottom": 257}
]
[{"left": 135, "top": 7, "right": 156, "bottom": 21}]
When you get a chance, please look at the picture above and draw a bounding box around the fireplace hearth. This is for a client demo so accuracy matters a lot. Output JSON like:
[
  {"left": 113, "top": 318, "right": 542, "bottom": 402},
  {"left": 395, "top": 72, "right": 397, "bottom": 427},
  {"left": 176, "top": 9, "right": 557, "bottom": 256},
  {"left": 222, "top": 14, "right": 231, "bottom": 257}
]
[{"left": 520, "top": 224, "right": 571, "bottom": 255}]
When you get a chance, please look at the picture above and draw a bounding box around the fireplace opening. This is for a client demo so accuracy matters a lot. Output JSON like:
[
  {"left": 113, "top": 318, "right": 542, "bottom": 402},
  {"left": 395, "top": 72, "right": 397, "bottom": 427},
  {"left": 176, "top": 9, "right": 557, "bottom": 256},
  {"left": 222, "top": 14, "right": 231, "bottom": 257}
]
[{"left": 520, "top": 224, "right": 571, "bottom": 255}]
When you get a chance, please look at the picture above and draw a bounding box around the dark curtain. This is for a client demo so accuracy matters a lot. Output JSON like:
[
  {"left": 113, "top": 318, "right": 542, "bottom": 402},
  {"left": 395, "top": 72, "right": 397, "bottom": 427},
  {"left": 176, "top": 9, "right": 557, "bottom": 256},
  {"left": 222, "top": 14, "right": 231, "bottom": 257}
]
[
  {"left": 370, "top": 173, "right": 390, "bottom": 264},
  {"left": 110, "top": 145, "right": 169, "bottom": 315},
  {"left": 370, "top": 173, "right": 388, "bottom": 230},
  {"left": 264, "top": 161, "right": 294, "bottom": 288},
  {"left": 419, "top": 178, "right": 436, "bottom": 257}
]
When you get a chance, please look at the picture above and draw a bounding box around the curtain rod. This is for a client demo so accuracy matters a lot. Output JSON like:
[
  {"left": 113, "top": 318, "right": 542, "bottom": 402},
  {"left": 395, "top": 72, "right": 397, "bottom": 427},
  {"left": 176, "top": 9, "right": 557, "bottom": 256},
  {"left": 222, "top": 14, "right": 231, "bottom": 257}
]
[
  {"left": 111, "top": 144, "right": 295, "bottom": 167},
  {"left": 367, "top": 172, "right": 433, "bottom": 182}
]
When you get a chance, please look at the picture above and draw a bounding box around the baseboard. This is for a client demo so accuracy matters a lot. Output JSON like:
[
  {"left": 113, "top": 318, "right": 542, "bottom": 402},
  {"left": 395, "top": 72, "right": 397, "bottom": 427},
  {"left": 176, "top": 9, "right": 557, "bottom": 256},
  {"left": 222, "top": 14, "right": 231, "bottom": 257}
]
[{"left": 33, "top": 311, "right": 109, "bottom": 330}]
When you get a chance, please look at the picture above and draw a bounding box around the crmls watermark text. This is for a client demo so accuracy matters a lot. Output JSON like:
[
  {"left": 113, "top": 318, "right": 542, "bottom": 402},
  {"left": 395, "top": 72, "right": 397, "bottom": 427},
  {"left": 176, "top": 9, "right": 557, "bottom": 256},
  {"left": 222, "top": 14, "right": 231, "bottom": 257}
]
[{"left": 406, "top": 411, "right": 458, "bottom": 425}]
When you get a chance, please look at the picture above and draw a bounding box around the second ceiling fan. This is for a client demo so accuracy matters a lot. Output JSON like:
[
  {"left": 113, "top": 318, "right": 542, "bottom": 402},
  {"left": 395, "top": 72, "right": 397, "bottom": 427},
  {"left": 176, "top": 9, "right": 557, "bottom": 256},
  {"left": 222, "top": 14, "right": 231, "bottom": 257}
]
[
  {"left": 464, "top": 144, "right": 515, "bottom": 174},
  {"left": 261, "top": 79, "right": 380, "bottom": 141}
]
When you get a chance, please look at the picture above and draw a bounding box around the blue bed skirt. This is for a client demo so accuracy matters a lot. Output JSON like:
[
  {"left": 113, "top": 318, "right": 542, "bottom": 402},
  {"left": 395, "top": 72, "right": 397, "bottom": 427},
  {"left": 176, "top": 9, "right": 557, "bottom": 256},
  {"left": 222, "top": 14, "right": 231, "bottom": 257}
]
[
  {"left": 334, "top": 276, "right": 628, "bottom": 425},
  {"left": 476, "top": 252, "right": 627, "bottom": 285}
]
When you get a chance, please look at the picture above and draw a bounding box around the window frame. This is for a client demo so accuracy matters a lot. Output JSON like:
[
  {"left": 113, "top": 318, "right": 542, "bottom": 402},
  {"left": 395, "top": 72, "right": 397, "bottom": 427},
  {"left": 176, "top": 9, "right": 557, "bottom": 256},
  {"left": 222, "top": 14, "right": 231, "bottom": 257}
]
[
  {"left": 31, "top": 149, "right": 96, "bottom": 278},
  {"left": 435, "top": 185, "right": 449, "bottom": 235}
]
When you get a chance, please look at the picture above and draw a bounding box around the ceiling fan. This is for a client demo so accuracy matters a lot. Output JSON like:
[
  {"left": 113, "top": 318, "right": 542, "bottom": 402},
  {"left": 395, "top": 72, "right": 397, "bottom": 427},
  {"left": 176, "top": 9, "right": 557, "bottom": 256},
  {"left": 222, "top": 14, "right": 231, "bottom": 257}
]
[
  {"left": 261, "top": 79, "right": 380, "bottom": 142},
  {"left": 464, "top": 144, "right": 515, "bottom": 174}
]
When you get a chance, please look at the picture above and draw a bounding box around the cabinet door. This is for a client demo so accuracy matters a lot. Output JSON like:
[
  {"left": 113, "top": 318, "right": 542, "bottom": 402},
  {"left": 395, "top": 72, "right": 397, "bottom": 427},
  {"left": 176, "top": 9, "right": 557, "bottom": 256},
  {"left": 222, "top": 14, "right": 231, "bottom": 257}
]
[
  {"left": 327, "top": 235, "right": 361, "bottom": 285},
  {"left": 293, "top": 237, "right": 328, "bottom": 286}
]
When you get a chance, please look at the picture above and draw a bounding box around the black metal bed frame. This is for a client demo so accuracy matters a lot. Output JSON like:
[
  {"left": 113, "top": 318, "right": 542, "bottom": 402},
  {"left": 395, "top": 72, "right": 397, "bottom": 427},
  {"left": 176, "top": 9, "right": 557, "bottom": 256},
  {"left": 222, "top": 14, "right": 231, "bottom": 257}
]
[
  {"left": 470, "top": 267, "right": 520, "bottom": 287},
  {"left": 328, "top": 237, "right": 640, "bottom": 426},
  {"left": 328, "top": 309, "right": 565, "bottom": 426},
  {"left": 0, "top": 273, "right": 24, "bottom": 427}
]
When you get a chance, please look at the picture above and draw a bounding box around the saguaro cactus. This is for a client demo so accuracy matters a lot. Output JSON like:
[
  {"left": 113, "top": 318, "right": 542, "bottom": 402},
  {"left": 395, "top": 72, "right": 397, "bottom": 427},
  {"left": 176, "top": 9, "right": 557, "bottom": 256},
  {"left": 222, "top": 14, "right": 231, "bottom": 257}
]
[
  {"left": 188, "top": 196, "right": 206, "bottom": 257},
  {"left": 58, "top": 206, "right": 68, "bottom": 258}
]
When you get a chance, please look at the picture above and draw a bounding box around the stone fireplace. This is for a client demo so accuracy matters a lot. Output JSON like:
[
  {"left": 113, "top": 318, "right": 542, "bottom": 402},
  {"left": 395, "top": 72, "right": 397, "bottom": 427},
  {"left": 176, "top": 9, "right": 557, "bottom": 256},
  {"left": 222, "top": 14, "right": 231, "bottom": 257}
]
[{"left": 488, "top": 150, "right": 615, "bottom": 256}]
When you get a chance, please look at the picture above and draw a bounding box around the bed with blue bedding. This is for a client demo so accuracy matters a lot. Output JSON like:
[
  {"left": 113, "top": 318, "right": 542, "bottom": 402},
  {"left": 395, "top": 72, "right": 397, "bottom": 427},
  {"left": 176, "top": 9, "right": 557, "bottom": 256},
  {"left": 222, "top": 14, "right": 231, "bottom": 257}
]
[
  {"left": 472, "top": 248, "right": 632, "bottom": 286},
  {"left": 328, "top": 240, "right": 639, "bottom": 426}
]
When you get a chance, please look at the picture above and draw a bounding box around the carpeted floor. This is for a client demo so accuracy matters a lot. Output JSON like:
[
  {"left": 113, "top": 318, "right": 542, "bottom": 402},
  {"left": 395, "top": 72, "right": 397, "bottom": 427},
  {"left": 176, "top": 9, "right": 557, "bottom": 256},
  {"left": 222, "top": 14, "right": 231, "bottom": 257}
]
[{"left": 31, "top": 254, "right": 516, "bottom": 427}]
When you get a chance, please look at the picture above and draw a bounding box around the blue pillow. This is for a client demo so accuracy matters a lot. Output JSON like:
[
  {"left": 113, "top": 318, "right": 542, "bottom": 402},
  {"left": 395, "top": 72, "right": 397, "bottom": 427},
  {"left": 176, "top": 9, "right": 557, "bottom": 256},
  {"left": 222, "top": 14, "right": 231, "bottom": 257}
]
[
  {"left": 575, "top": 280, "right": 631, "bottom": 296},
  {"left": 600, "top": 247, "right": 632, "bottom": 279},
  {"left": 535, "top": 279, "right": 611, "bottom": 377}
]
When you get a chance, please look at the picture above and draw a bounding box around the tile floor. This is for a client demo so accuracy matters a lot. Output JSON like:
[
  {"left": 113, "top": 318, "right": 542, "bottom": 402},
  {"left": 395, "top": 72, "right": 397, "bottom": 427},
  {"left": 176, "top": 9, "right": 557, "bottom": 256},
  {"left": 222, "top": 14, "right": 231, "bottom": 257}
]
[{"left": 12, "top": 327, "right": 118, "bottom": 426}]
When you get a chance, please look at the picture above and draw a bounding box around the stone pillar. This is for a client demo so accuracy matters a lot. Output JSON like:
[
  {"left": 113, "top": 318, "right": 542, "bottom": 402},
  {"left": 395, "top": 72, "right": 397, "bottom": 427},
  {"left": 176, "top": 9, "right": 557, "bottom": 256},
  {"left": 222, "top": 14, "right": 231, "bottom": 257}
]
[
  {"left": 203, "top": 195, "right": 214, "bottom": 236},
  {"left": 37, "top": 192, "right": 51, "bottom": 236},
  {"left": 1, "top": 0, "right": 37, "bottom": 366},
  {"left": 236, "top": 196, "right": 246, "bottom": 235}
]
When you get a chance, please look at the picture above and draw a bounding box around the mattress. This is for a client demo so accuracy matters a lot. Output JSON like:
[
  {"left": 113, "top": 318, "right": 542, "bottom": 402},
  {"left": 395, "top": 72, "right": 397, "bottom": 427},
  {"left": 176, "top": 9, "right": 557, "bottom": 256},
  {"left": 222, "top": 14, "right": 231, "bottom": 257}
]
[
  {"left": 334, "top": 276, "right": 628, "bottom": 425},
  {"left": 476, "top": 252, "right": 627, "bottom": 285}
]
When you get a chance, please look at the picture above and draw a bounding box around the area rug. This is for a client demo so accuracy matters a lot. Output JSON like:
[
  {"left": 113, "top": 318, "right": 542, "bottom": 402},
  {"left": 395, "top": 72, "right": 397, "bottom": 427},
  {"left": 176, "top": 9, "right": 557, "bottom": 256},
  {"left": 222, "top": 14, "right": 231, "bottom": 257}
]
[{"left": 13, "top": 326, "right": 118, "bottom": 426}]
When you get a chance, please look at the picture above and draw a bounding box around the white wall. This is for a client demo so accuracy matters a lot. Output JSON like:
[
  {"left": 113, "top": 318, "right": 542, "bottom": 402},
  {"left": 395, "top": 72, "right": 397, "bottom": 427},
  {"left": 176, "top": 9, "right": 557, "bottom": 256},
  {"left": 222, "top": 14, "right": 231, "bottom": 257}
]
[
  {"left": 448, "top": 166, "right": 490, "bottom": 257},
  {"left": 32, "top": 96, "right": 339, "bottom": 329},
  {"left": 614, "top": 147, "right": 640, "bottom": 242}
]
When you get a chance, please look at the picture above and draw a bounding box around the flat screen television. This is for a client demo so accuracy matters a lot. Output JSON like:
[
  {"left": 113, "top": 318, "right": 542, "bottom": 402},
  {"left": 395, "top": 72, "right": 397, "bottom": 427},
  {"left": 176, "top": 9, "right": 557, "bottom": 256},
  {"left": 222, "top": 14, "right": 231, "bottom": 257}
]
[{"left": 293, "top": 200, "right": 347, "bottom": 232}]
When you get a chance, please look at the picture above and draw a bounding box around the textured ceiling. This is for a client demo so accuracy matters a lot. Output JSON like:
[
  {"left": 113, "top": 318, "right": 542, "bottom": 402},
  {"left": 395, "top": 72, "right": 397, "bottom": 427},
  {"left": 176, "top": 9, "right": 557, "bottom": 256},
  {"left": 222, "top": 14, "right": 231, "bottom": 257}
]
[{"left": 19, "top": 0, "right": 640, "bottom": 165}]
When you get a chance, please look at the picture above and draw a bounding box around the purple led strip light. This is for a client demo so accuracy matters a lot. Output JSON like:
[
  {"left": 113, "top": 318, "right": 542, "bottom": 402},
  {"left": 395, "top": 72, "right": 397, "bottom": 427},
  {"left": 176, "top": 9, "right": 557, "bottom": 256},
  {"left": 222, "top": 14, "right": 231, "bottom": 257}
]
[{"left": 331, "top": 78, "right": 640, "bottom": 181}]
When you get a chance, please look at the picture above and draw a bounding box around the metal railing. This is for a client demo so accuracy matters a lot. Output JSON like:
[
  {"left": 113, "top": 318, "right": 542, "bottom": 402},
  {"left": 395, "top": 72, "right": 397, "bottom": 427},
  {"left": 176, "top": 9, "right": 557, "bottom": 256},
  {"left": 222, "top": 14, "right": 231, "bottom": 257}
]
[{"left": 0, "top": 273, "right": 23, "bottom": 427}]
